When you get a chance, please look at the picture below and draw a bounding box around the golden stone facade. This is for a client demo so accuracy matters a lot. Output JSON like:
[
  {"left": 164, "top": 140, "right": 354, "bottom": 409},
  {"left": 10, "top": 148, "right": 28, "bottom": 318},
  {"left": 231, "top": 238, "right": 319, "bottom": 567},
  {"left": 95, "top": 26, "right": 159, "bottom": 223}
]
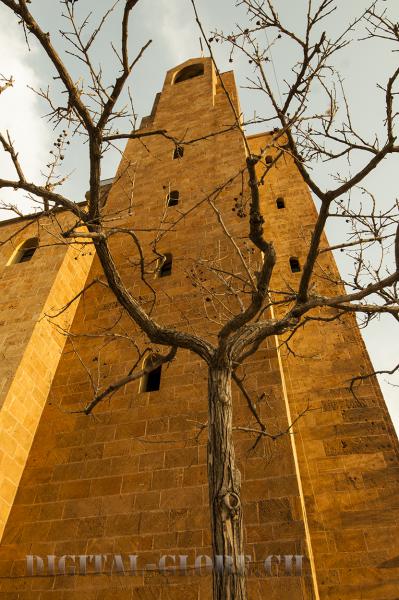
[{"left": 0, "top": 58, "right": 398, "bottom": 599}]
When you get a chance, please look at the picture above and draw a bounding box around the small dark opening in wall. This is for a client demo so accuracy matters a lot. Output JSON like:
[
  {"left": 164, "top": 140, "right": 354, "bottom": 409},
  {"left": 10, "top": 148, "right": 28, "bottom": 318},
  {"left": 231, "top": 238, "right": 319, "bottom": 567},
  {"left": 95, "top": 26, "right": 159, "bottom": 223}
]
[
  {"left": 174, "top": 63, "right": 204, "bottom": 84},
  {"left": 167, "top": 190, "right": 179, "bottom": 206},
  {"left": 19, "top": 247, "right": 36, "bottom": 262},
  {"left": 159, "top": 253, "right": 172, "bottom": 277},
  {"left": 11, "top": 237, "right": 39, "bottom": 265},
  {"left": 173, "top": 146, "right": 184, "bottom": 160},
  {"left": 143, "top": 363, "right": 162, "bottom": 392},
  {"left": 276, "top": 197, "right": 285, "bottom": 209},
  {"left": 265, "top": 155, "right": 273, "bottom": 165},
  {"left": 289, "top": 257, "right": 301, "bottom": 273}
]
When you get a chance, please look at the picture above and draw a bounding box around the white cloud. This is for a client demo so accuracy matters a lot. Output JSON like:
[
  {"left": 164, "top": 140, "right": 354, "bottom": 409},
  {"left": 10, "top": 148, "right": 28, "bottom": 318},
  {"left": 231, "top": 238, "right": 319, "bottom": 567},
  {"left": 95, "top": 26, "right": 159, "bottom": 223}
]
[
  {"left": 0, "top": 8, "right": 50, "bottom": 215},
  {"left": 157, "top": 0, "right": 198, "bottom": 65}
]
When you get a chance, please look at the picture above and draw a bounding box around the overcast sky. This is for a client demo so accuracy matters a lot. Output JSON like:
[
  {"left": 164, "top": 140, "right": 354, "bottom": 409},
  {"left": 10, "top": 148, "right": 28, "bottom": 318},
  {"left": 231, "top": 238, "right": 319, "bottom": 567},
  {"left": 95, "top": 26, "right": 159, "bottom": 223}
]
[{"left": 0, "top": 0, "right": 398, "bottom": 430}]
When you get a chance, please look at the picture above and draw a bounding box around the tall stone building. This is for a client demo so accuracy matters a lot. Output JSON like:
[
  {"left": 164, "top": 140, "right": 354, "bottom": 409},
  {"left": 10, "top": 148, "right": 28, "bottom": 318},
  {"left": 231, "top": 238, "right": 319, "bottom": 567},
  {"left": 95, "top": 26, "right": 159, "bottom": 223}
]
[{"left": 0, "top": 58, "right": 398, "bottom": 599}]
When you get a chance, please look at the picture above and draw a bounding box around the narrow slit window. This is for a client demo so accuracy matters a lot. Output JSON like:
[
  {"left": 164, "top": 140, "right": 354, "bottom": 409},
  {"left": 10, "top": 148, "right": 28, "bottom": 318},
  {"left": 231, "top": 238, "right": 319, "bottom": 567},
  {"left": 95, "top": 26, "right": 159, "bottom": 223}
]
[
  {"left": 8, "top": 237, "right": 39, "bottom": 265},
  {"left": 173, "top": 146, "right": 184, "bottom": 160},
  {"left": 167, "top": 191, "right": 179, "bottom": 207},
  {"left": 159, "top": 253, "right": 172, "bottom": 277},
  {"left": 276, "top": 197, "right": 285, "bottom": 209},
  {"left": 142, "top": 358, "right": 162, "bottom": 392},
  {"left": 289, "top": 257, "right": 301, "bottom": 273}
]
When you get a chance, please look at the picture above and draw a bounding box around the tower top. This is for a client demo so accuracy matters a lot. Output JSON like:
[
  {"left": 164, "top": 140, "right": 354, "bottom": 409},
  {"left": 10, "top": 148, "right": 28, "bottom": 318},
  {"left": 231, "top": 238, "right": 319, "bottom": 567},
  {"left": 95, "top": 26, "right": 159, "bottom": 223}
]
[
  {"left": 139, "top": 57, "right": 239, "bottom": 131},
  {"left": 163, "top": 57, "right": 212, "bottom": 87}
]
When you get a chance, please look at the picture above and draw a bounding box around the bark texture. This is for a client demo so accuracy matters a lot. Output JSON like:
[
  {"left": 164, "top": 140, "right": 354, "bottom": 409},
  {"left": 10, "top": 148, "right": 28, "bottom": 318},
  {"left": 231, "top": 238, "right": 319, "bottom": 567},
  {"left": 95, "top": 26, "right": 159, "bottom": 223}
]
[{"left": 207, "top": 364, "right": 246, "bottom": 600}]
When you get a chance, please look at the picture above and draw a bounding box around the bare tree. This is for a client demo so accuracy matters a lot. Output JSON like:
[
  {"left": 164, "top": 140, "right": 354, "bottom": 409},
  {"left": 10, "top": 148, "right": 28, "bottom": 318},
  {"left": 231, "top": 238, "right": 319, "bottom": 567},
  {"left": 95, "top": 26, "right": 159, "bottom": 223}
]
[{"left": 0, "top": 1, "right": 398, "bottom": 599}]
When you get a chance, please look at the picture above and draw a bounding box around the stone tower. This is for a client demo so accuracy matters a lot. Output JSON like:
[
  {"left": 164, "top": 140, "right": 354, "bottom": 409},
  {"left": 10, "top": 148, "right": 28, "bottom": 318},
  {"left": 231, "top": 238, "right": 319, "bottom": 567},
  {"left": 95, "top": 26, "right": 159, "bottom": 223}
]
[{"left": 0, "top": 58, "right": 398, "bottom": 599}]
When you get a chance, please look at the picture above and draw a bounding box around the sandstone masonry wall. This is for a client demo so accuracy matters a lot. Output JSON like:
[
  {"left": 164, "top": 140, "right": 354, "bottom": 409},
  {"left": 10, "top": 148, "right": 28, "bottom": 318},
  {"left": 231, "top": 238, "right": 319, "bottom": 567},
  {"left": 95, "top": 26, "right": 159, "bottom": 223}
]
[{"left": 0, "top": 57, "right": 398, "bottom": 600}]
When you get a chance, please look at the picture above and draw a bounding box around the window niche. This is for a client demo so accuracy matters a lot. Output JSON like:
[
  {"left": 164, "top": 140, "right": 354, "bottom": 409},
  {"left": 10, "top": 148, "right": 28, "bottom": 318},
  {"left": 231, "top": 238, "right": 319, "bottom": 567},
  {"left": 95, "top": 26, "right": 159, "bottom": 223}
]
[
  {"left": 141, "top": 356, "right": 162, "bottom": 392},
  {"left": 167, "top": 190, "right": 179, "bottom": 207},
  {"left": 8, "top": 237, "right": 39, "bottom": 265},
  {"left": 289, "top": 257, "right": 301, "bottom": 273},
  {"left": 276, "top": 197, "right": 285, "bottom": 209},
  {"left": 174, "top": 63, "right": 204, "bottom": 84},
  {"left": 159, "top": 253, "right": 172, "bottom": 277},
  {"left": 173, "top": 146, "right": 184, "bottom": 160}
]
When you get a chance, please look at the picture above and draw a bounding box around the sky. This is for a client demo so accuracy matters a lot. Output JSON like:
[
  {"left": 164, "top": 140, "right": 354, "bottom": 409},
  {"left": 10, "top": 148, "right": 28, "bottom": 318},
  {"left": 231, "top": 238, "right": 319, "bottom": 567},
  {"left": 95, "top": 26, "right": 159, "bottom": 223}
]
[{"left": 0, "top": 0, "right": 398, "bottom": 430}]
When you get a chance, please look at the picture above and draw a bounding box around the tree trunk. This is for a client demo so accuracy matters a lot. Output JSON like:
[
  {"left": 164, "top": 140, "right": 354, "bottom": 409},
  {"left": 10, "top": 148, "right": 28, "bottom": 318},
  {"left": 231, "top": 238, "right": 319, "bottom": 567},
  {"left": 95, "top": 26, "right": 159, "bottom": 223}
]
[{"left": 207, "top": 363, "right": 247, "bottom": 600}]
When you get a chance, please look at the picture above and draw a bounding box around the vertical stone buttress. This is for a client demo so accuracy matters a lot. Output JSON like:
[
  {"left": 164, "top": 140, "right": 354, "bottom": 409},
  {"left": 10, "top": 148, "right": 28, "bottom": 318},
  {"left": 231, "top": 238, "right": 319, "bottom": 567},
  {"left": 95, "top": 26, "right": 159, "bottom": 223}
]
[
  {"left": 249, "top": 132, "right": 399, "bottom": 599},
  {"left": 0, "top": 213, "right": 94, "bottom": 540}
]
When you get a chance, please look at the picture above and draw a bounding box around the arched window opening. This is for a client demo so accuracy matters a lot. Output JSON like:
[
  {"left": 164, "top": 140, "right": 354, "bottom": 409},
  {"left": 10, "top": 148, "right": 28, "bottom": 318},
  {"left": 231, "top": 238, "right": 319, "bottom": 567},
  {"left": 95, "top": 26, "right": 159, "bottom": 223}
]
[
  {"left": 8, "top": 237, "right": 39, "bottom": 265},
  {"left": 174, "top": 63, "right": 204, "bottom": 84},
  {"left": 276, "top": 197, "right": 285, "bottom": 209},
  {"left": 167, "top": 191, "right": 179, "bottom": 207},
  {"left": 173, "top": 146, "right": 184, "bottom": 160},
  {"left": 142, "top": 357, "right": 162, "bottom": 392},
  {"left": 289, "top": 257, "right": 301, "bottom": 273},
  {"left": 159, "top": 253, "right": 172, "bottom": 277}
]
